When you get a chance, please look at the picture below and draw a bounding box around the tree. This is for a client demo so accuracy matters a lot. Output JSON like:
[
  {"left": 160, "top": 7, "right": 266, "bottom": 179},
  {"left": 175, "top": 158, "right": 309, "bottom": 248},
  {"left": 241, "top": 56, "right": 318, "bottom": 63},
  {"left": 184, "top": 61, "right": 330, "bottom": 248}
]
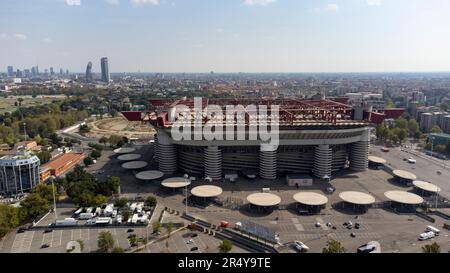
[
  {"left": 99, "top": 136, "right": 108, "bottom": 146},
  {"left": 128, "top": 234, "right": 138, "bottom": 247},
  {"left": 145, "top": 195, "right": 157, "bottom": 207},
  {"left": 376, "top": 123, "right": 389, "bottom": 140},
  {"left": 408, "top": 119, "right": 420, "bottom": 137},
  {"left": 112, "top": 247, "right": 125, "bottom": 253},
  {"left": 36, "top": 151, "right": 51, "bottom": 164},
  {"left": 84, "top": 157, "right": 94, "bottom": 166},
  {"left": 108, "top": 135, "right": 122, "bottom": 147},
  {"left": 422, "top": 242, "right": 440, "bottom": 253},
  {"left": 0, "top": 204, "right": 21, "bottom": 238},
  {"left": 440, "top": 103, "right": 448, "bottom": 111},
  {"left": 218, "top": 239, "right": 233, "bottom": 253},
  {"left": 31, "top": 184, "right": 59, "bottom": 204},
  {"left": 167, "top": 222, "right": 173, "bottom": 238},
  {"left": 90, "top": 149, "right": 102, "bottom": 159},
  {"left": 98, "top": 231, "right": 115, "bottom": 253},
  {"left": 93, "top": 194, "right": 108, "bottom": 206},
  {"left": 106, "top": 176, "right": 120, "bottom": 194},
  {"left": 114, "top": 198, "right": 128, "bottom": 208},
  {"left": 396, "top": 117, "right": 408, "bottom": 129},
  {"left": 20, "top": 193, "right": 49, "bottom": 220},
  {"left": 77, "top": 240, "right": 85, "bottom": 252},
  {"left": 122, "top": 208, "right": 132, "bottom": 222},
  {"left": 322, "top": 239, "right": 346, "bottom": 253},
  {"left": 430, "top": 125, "right": 443, "bottom": 134},
  {"left": 152, "top": 221, "right": 161, "bottom": 234}
]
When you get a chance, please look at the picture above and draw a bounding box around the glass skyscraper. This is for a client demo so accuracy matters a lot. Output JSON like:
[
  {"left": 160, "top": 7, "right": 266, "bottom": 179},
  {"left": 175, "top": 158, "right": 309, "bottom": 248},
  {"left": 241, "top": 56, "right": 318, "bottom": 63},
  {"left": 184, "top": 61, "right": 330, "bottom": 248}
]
[{"left": 101, "top": 57, "right": 110, "bottom": 83}]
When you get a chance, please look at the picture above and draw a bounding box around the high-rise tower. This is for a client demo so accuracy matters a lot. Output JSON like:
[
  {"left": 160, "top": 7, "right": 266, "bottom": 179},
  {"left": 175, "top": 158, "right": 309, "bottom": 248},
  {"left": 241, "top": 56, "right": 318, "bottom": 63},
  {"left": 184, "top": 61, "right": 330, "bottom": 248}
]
[
  {"left": 100, "top": 57, "right": 110, "bottom": 83},
  {"left": 85, "top": 62, "right": 93, "bottom": 83}
]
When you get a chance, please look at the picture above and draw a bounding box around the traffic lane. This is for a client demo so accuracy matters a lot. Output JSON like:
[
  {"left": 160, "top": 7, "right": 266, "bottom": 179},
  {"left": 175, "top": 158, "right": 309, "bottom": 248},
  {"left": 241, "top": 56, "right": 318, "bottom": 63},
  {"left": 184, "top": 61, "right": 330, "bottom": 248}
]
[{"left": 371, "top": 147, "right": 450, "bottom": 199}]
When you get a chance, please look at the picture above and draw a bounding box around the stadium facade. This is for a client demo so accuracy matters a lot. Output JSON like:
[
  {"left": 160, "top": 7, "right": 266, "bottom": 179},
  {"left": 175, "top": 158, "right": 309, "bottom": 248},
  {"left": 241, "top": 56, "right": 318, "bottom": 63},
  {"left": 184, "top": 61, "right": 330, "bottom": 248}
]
[{"left": 122, "top": 98, "right": 403, "bottom": 181}]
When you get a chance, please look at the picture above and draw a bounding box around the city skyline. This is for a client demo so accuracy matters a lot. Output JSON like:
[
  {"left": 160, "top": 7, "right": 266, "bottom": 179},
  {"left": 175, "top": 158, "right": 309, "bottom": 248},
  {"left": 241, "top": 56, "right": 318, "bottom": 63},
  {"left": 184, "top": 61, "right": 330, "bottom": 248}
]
[{"left": 1, "top": 0, "right": 450, "bottom": 73}]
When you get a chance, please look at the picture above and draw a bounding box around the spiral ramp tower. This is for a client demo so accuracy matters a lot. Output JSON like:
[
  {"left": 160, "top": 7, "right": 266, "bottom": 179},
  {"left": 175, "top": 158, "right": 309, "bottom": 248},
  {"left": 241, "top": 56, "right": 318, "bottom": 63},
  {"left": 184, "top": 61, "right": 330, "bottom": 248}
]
[
  {"left": 204, "top": 146, "right": 222, "bottom": 181},
  {"left": 349, "top": 141, "right": 369, "bottom": 171},
  {"left": 313, "top": 145, "right": 332, "bottom": 178},
  {"left": 156, "top": 131, "right": 177, "bottom": 175},
  {"left": 259, "top": 145, "right": 277, "bottom": 180}
]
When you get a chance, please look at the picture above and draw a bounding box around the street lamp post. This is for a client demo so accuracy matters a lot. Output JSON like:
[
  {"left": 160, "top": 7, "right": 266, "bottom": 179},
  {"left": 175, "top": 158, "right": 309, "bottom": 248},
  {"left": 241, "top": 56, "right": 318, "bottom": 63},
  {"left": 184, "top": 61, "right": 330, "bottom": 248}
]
[{"left": 52, "top": 179, "right": 57, "bottom": 220}]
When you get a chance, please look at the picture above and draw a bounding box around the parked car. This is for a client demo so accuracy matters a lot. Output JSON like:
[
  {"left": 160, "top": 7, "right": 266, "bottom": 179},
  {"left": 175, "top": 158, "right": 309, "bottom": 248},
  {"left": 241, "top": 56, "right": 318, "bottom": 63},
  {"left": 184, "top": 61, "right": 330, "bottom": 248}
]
[
  {"left": 354, "top": 223, "right": 360, "bottom": 229},
  {"left": 190, "top": 246, "right": 199, "bottom": 251},
  {"left": 293, "top": 241, "right": 310, "bottom": 253},
  {"left": 44, "top": 229, "right": 53, "bottom": 233},
  {"left": 127, "top": 229, "right": 135, "bottom": 233},
  {"left": 41, "top": 244, "right": 50, "bottom": 249},
  {"left": 17, "top": 228, "right": 26, "bottom": 233}
]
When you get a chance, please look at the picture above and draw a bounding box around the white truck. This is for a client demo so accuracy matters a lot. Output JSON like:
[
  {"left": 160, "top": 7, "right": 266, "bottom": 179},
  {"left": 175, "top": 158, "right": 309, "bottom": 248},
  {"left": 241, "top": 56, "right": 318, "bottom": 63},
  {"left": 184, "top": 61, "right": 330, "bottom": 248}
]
[
  {"left": 418, "top": 231, "right": 435, "bottom": 241},
  {"left": 426, "top": 225, "right": 440, "bottom": 235},
  {"left": 78, "top": 213, "right": 95, "bottom": 220},
  {"left": 51, "top": 218, "right": 79, "bottom": 227}
]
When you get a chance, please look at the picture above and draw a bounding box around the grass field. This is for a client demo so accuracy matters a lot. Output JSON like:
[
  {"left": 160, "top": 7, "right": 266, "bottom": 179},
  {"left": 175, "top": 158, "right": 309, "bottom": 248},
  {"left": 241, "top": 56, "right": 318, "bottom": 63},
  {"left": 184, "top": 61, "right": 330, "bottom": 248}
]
[{"left": 0, "top": 95, "right": 66, "bottom": 114}]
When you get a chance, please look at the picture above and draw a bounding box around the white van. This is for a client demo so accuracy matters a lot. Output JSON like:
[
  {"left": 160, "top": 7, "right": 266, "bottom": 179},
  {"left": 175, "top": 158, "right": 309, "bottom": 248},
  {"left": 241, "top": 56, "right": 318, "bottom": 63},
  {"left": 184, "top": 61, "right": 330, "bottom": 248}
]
[
  {"left": 426, "top": 226, "right": 440, "bottom": 235},
  {"left": 418, "top": 231, "right": 435, "bottom": 241}
]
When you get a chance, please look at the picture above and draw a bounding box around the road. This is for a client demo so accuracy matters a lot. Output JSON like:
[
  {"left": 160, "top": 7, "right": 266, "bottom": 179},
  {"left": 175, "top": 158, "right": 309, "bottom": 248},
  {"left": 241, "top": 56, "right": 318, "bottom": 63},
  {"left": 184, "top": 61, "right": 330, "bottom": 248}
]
[{"left": 371, "top": 144, "right": 450, "bottom": 200}]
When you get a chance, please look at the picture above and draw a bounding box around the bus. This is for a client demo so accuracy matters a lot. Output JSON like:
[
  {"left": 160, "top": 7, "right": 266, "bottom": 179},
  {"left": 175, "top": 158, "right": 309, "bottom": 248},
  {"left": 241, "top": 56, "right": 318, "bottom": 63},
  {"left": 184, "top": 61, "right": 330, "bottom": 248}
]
[{"left": 426, "top": 225, "right": 440, "bottom": 235}]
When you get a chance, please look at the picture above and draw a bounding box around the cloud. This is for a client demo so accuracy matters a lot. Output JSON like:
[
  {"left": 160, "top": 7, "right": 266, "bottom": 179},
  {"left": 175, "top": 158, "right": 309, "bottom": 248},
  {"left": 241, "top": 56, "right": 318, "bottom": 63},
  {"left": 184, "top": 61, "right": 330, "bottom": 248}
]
[
  {"left": 43, "top": 37, "right": 52, "bottom": 43},
  {"left": 105, "top": 0, "right": 120, "bottom": 5},
  {"left": 65, "top": 0, "right": 81, "bottom": 6},
  {"left": 366, "top": 0, "right": 382, "bottom": 5},
  {"left": 243, "top": 0, "right": 276, "bottom": 6},
  {"left": 327, "top": 4, "right": 339, "bottom": 12},
  {"left": 0, "top": 33, "right": 7, "bottom": 39},
  {"left": 130, "top": 0, "right": 159, "bottom": 6},
  {"left": 13, "top": 33, "right": 27, "bottom": 40}
]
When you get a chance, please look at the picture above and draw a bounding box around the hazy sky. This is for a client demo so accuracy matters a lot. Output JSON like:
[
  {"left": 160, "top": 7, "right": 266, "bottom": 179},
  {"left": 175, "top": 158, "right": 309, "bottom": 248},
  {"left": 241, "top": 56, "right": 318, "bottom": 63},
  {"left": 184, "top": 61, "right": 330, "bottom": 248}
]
[{"left": 1, "top": 0, "right": 450, "bottom": 73}]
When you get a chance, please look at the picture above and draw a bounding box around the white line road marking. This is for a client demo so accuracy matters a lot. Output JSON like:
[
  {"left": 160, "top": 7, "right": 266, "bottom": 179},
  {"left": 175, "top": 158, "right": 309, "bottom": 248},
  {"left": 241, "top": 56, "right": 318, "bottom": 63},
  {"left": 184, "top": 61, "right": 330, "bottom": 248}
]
[
  {"left": 59, "top": 230, "right": 63, "bottom": 246},
  {"left": 294, "top": 224, "right": 304, "bottom": 231},
  {"left": 50, "top": 231, "right": 55, "bottom": 247},
  {"left": 70, "top": 230, "right": 74, "bottom": 241}
]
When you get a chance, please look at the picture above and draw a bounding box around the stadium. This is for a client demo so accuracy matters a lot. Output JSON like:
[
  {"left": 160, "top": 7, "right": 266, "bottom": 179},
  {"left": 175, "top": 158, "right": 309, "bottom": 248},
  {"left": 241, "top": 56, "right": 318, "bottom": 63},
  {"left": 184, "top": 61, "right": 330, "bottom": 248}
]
[{"left": 122, "top": 97, "right": 403, "bottom": 181}]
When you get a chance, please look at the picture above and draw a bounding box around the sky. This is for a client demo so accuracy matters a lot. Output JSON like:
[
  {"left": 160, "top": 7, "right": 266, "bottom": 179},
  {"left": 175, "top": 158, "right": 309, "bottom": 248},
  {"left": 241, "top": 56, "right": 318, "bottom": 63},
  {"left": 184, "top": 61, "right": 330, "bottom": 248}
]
[{"left": 1, "top": 0, "right": 450, "bottom": 73}]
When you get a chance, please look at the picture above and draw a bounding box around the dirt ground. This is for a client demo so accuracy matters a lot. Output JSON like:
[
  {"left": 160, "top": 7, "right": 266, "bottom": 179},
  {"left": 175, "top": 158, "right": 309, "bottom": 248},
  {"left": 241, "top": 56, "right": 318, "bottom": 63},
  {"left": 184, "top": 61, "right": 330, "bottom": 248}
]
[{"left": 86, "top": 116, "right": 155, "bottom": 140}]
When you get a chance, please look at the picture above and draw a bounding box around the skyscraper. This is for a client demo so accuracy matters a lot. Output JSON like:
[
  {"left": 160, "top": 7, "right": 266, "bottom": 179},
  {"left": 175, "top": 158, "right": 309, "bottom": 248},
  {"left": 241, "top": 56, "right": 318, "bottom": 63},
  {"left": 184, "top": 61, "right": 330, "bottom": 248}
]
[
  {"left": 100, "top": 57, "right": 110, "bottom": 83},
  {"left": 50, "top": 67, "right": 54, "bottom": 75},
  {"left": 86, "top": 61, "right": 93, "bottom": 83},
  {"left": 7, "top": 66, "right": 14, "bottom": 77}
]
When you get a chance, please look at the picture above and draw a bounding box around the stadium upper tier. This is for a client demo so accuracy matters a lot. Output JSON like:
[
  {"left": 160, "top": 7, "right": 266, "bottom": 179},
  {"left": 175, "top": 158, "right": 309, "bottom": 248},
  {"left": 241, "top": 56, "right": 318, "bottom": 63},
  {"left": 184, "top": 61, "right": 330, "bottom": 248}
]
[{"left": 121, "top": 97, "right": 404, "bottom": 128}]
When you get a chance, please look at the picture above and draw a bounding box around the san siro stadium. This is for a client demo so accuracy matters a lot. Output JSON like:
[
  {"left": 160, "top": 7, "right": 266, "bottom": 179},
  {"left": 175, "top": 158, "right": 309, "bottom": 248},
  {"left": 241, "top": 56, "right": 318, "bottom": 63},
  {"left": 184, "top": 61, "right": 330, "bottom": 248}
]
[{"left": 122, "top": 98, "right": 403, "bottom": 181}]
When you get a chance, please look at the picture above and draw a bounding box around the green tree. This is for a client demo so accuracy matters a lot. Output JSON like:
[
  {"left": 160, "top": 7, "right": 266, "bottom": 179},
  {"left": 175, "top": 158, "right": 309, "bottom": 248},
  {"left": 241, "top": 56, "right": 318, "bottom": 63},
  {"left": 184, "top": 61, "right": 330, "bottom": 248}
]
[
  {"left": 98, "top": 231, "right": 115, "bottom": 253},
  {"left": 145, "top": 195, "right": 157, "bottom": 207},
  {"left": 93, "top": 195, "right": 108, "bottom": 206},
  {"left": 108, "top": 135, "right": 122, "bottom": 147},
  {"left": 112, "top": 247, "right": 125, "bottom": 253},
  {"left": 77, "top": 240, "right": 85, "bottom": 252},
  {"left": 0, "top": 204, "right": 21, "bottom": 238},
  {"left": 430, "top": 125, "right": 443, "bottom": 134},
  {"left": 83, "top": 157, "right": 94, "bottom": 166},
  {"left": 90, "top": 149, "right": 102, "bottom": 159},
  {"left": 20, "top": 193, "right": 49, "bottom": 220},
  {"left": 114, "top": 198, "right": 128, "bottom": 208},
  {"left": 121, "top": 208, "right": 132, "bottom": 222},
  {"left": 422, "top": 242, "right": 440, "bottom": 253},
  {"left": 396, "top": 117, "right": 408, "bottom": 129},
  {"left": 106, "top": 176, "right": 120, "bottom": 194},
  {"left": 152, "top": 221, "right": 161, "bottom": 234},
  {"left": 31, "top": 184, "right": 59, "bottom": 204},
  {"left": 376, "top": 123, "right": 389, "bottom": 140},
  {"left": 408, "top": 119, "right": 420, "bottom": 137},
  {"left": 322, "top": 239, "right": 346, "bottom": 253},
  {"left": 167, "top": 222, "right": 173, "bottom": 238},
  {"left": 36, "top": 151, "right": 51, "bottom": 164},
  {"left": 218, "top": 239, "right": 233, "bottom": 253},
  {"left": 99, "top": 136, "right": 108, "bottom": 146},
  {"left": 440, "top": 103, "right": 448, "bottom": 111}
]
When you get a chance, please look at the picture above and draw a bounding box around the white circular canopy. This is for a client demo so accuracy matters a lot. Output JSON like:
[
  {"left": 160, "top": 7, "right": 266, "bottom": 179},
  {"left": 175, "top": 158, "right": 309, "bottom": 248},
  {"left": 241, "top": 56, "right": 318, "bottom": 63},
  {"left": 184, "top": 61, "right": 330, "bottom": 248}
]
[
  {"left": 191, "top": 185, "right": 223, "bottom": 198},
  {"left": 121, "top": 161, "right": 148, "bottom": 170},
  {"left": 117, "top": 154, "right": 142, "bottom": 161},
  {"left": 339, "top": 191, "right": 376, "bottom": 205},
  {"left": 114, "top": 147, "right": 136, "bottom": 154},
  {"left": 384, "top": 190, "right": 424, "bottom": 205},
  {"left": 393, "top": 169, "right": 417, "bottom": 180},
  {"left": 135, "top": 170, "right": 164, "bottom": 181},
  {"left": 412, "top": 180, "right": 440, "bottom": 193},
  {"left": 368, "top": 155, "right": 387, "bottom": 164},
  {"left": 293, "top": 192, "right": 328, "bottom": 206},
  {"left": 247, "top": 193, "right": 281, "bottom": 207},
  {"left": 161, "top": 177, "right": 191, "bottom": 188}
]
